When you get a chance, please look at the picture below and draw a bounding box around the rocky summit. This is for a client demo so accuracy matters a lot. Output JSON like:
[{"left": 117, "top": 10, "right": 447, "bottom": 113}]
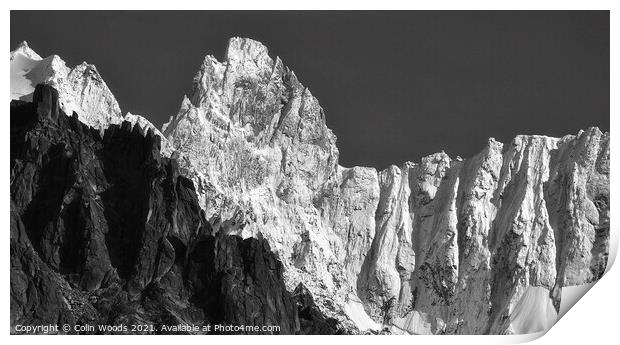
[{"left": 9, "top": 39, "right": 610, "bottom": 335}]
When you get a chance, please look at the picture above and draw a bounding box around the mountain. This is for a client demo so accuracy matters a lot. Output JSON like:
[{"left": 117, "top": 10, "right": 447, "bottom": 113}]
[
  {"left": 9, "top": 39, "right": 610, "bottom": 335},
  {"left": 10, "top": 41, "right": 122, "bottom": 130},
  {"left": 10, "top": 84, "right": 343, "bottom": 334},
  {"left": 9, "top": 41, "right": 174, "bottom": 155},
  {"left": 160, "top": 38, "right": 610, "bottom": 334}
]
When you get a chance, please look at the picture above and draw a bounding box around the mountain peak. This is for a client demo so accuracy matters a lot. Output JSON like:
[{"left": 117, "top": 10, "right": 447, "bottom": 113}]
[
  {"left": 11, "top": 41, "right": 42, "bottom": 61},
  {"left": 225, "top": 37, "right": 270, "bottom": 62},
  {"left": 10, "top": 41, "right": 122, "bottom": 130}
]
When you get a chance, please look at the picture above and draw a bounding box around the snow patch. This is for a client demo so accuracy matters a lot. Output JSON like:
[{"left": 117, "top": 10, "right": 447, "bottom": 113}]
[
  {"left": 390, "top": 311, "right": 434, "bottom": 335},
  {"left": 343, "top": 295, "right": 381, "bottom": 332},
  {"left": 509, "top": 286, "right": 557, "bottom": 334}
]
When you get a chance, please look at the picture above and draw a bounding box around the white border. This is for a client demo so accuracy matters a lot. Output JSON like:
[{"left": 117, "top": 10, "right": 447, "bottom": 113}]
[{"left": 3, "top": 2, "right": 617, "bottom": 345}]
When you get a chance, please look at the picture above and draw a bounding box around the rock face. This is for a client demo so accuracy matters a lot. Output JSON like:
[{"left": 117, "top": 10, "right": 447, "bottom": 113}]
[
  {"left": 161, "top": 38, "right": 383, "bottom": 327},
  {"left": 9, "top": 38, "right": 610, "bottom": 335},
  {"left": 161, "top": 38, "right": 610, "bottom": 334},
  {"left": 10, "top": 85, "right": 337, "bottom": 334},
  {"left": 356, "top": 130, "right": 608, "bottom": 335}
]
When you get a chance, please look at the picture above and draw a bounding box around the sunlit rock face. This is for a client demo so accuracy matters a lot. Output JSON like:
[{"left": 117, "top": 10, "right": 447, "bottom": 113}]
[
  {"left": 359, "top": 130, "right": 609, "bottom": 335},
  {"left": 162, "top": 37, "right": 360, "bottom": 324},
  {"left": 162, "top": 38, "right": 610, "bottom": 335}
]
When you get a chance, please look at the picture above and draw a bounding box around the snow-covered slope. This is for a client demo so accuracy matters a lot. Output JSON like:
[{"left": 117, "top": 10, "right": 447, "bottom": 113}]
[{"left": 10, "top": 41, "right": 48, "bottom": 99}]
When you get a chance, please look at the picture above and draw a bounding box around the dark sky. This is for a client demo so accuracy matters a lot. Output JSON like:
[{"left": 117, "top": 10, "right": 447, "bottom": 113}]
[{"left": 11, "top": 11, "right": 609, "bottom": 169}]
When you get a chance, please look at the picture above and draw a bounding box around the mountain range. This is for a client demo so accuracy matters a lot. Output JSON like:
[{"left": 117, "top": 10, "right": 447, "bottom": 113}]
[{"left": 9, "top": 38, "right": 610, "bottom": 334}]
